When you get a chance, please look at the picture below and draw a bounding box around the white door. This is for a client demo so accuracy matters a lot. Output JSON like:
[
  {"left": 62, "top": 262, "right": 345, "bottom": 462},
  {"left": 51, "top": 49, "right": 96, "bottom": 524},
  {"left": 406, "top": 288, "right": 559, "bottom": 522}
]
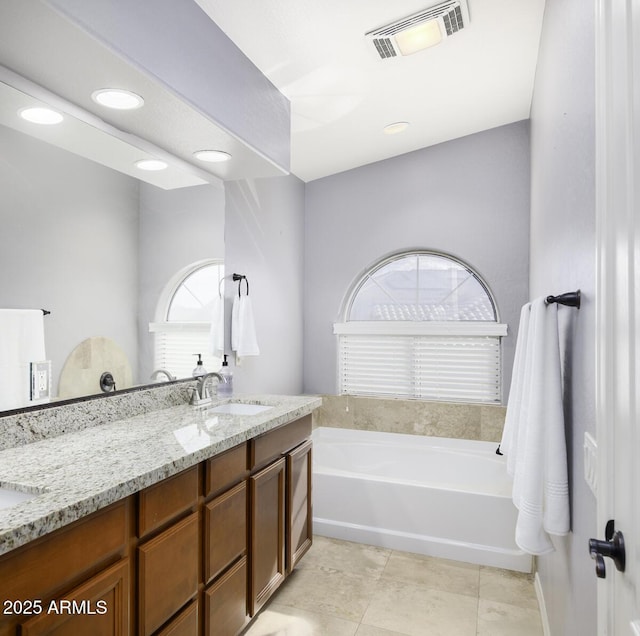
[{"left": 595, "top": 0, "right": 640, "bottom": 632}]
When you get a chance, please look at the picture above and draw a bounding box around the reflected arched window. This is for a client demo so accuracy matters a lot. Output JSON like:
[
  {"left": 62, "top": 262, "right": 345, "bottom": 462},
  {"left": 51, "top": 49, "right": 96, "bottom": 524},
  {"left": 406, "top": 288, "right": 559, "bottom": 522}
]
[
  {"left": 150, "top": 260, "right": 224, "bottom": 379},
  {"left": 334, "top": 251, "right": 506, "bottom": 403}
]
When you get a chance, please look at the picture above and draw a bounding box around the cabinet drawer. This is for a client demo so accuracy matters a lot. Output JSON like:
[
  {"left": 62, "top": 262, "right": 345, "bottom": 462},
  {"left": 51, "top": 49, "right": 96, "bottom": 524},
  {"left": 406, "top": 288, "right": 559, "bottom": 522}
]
[
  {"left": 205, "top": 442, "right": 248, "bottom": 498},
  {"left": 250, "top": 416, "right": 312, "bottom": 471},
  {"left": 138, "top": 465, "right": 199, "bottom": 538},
  {"left": 138, "top": 512, "right": 199, "bottom": 636},
  {"left": 0, "top": 499, "right": 129, "bottom": 607},
  {"left": 204, "top": 556, "right": 248, "bottom": 636},
  {"left": 20, "top": 558, "right": 129, "bottom": 636},
  {"left": 204, "top": 481, "right": 247, "bottom": 584},
  {"left": 156, "top": 599, "right": 198, "bottom": 636}
]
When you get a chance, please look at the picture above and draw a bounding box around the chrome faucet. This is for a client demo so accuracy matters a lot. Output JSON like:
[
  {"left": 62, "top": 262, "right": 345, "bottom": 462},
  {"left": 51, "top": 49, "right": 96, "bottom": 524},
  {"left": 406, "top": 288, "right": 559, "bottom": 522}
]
[
  {"left": 150, "top": 368, "right": 176, "bottom": 382},
  {"left": 191, "top": 372, "right": 226, "bottom": 406}
]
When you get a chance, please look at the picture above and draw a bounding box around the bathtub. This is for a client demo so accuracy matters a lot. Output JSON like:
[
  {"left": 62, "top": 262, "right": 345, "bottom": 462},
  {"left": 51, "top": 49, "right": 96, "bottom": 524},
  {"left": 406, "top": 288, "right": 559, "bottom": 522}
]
[{"left": 312, "top": 427, "right": 531, "bottom": 572}]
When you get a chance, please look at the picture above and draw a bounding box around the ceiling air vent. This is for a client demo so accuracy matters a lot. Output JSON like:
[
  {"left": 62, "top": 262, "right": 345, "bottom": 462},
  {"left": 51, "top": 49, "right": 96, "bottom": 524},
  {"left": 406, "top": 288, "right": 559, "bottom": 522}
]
[{"left": 366, "top": 0, "right": 468, "bottom": 59}]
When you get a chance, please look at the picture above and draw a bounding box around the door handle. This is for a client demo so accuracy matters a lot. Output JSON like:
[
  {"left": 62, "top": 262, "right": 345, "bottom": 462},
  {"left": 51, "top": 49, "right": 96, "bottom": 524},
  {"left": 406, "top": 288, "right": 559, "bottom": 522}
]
[{"left": 589, "top": 519, "right": 625, "bottom": 579}]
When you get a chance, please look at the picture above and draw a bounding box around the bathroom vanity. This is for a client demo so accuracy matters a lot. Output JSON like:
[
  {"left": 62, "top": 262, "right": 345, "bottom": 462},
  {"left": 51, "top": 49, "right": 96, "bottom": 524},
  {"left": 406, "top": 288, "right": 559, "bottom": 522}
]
[{"left": 0, "top": 390, "right": 320, "bottom": 636}]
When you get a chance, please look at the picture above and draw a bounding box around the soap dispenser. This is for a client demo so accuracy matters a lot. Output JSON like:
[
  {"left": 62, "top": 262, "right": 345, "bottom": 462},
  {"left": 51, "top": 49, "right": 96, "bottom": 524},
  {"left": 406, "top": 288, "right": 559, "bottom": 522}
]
[
  {"left": 192, "top": 354, "right": 207, "bottom": 378},
  {"left": 218, "top": 354, "right": 233, "bottom": 396}
]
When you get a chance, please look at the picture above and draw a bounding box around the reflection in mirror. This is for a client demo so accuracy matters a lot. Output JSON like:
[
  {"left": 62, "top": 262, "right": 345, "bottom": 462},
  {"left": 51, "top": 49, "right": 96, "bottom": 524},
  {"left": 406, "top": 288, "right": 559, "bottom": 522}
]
[
  {"left": 150, "top": 260, "right": 225, "bottom": 381},
  {"left": 0, "top": 121, "right": 225, "bottom": 413}
]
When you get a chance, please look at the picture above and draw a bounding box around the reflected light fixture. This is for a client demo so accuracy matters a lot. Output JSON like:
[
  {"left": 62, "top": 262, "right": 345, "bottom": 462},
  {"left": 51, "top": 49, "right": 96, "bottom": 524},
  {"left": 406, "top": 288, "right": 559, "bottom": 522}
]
[
  {"left": 366, "top": 0, "right": 467, "bottom": 59},
  {"left": 193, "top": 150, "right": 231, "bottom": 163},
  {"left": 384, "top": 121, "right": 410, "bottom": 135},
  {"left": 92, "top": 88, "right": 144, "bottom": 110},
  {"left": 135, "top": 159, "right": 168, "bottom": 171},
  {"left": 19, "top": 106, "right": 63, "bottom": 125}
]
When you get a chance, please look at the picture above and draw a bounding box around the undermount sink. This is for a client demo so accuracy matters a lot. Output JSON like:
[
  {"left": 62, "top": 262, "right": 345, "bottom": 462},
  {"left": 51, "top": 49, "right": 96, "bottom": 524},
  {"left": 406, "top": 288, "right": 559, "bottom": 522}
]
[
  {"left": 207, "top": 403, "right": 273, "bottom": 416},
  {"left": 0, "top": 485, "right": 39, "bottom": 511}
]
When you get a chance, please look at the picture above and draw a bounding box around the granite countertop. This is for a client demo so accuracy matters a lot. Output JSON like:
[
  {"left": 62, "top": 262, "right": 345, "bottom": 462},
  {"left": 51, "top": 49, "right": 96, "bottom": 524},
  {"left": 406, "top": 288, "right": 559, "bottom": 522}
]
[{"left": 0, "top": 394, "right": 321, "bottom": 556}]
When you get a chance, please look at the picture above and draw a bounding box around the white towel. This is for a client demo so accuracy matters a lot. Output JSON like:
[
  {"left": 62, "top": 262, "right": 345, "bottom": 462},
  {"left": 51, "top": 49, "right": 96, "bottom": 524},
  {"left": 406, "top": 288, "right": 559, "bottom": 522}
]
[
  {"left": 500, "top": 297, "right": 569, "bottom": 555},
  {"left": 208, "top": 295, "right": 225, "bottom": 358},
  {"left": 0, "top": 309, "right": 46, "bottom": 410},
  {"left": 231, "top": 295, "right": 259, "bottom": 360}
]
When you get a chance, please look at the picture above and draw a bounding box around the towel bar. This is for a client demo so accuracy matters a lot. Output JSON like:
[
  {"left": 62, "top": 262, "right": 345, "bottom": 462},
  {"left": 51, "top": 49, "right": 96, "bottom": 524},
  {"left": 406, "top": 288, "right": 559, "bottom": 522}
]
[{"left": 545, "top": 290, "right": 580, "bottom": 308}]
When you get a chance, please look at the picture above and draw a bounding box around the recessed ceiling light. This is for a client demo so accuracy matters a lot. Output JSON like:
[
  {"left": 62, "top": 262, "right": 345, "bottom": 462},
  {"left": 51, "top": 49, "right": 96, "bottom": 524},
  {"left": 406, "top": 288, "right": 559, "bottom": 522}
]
[
  {"left": 92, "top": 88, "right": 144, "bottom": 110},
  {"left": 19, "top": 107, "right": 63, "bottom": 125},
  {"left": 193, "top": 150, "right": 231, "bottom": 163},
  {"left": 383, "top": 121, "right": 410, "bottom": 135},
  {"left": 135, "top": 159, "right": 168, "bottom": 171}
]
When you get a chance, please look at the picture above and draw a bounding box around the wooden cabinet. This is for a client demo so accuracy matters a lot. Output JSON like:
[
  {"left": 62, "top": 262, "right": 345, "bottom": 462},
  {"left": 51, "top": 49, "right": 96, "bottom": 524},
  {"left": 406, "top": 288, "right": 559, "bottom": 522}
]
[
  {"left": 138, "top": 465, "right": 199, "bottom": 538},
  {"left": 155, "top": 600, "right": 198, "bottom": 636},
  {"left": 138, "top": 512, "right": 200, "bottom": 636},
  {"left": 248, "top": 415, "right": 313, "bottom": 616},
  {"left": 19, "top": 559, "right": 129, "bottom": 636},
  {"left": 0, "top": 499, "right": 131, "bottom": 636},
  {"left": 205, "top": 481, "right": 247, "bottom": 584},
  {"left": 204, "top": 557, "right": 248, "bottom": 636},
  {"left": 0, "top": 416, "right": 313, "bottom": 636},
  {"left": 287, "top": 439, "right": 313, "bottom": 572},
  {"left": 203, "top": 442, "right": 250, "bottom": 635},
  {"left": 249, "top": 457, "right": 286, "bottom": 615}
]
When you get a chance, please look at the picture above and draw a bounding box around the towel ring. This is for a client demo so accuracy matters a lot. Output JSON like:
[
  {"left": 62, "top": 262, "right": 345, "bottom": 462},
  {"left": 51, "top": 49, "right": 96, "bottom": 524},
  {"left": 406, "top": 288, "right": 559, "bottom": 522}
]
[{"left": 232, "top": 273, "right": 249, "bottom": 297}]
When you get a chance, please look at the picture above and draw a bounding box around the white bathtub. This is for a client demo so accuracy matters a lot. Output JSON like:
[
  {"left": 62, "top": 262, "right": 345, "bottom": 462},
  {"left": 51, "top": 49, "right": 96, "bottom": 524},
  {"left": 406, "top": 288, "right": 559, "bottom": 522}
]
[{"left": 312, "top": 427, "right": 531, "bottom": 572}]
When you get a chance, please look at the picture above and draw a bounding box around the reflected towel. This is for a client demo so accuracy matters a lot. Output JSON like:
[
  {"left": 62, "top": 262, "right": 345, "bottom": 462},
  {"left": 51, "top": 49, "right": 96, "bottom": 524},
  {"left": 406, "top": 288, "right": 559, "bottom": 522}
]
[
  {"left": 500, "top": 297, "right": 569, "bottom": 555},
  {"left": 209, "top": 295, "right": 225, "bottom": 358},
  {"left": 231, "top": 295, "right": 259, "bottom": 360},
  {"left": 0, "top": 309, "right": 46, "bottom": 410}
]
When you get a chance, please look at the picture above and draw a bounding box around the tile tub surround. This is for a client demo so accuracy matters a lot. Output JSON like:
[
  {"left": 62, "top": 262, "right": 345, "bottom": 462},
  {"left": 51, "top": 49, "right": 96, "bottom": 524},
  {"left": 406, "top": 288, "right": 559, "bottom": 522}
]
[
  {"left": 0, "top": 393, "right": 321, "bottom": 556},
  {"left": 313, "top": 395, "right": 506, "bottom": 443}
]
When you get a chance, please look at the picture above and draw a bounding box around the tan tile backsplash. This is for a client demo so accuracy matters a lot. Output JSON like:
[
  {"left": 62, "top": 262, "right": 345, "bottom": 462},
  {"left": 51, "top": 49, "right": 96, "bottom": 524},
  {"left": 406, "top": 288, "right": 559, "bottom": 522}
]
[{"left": 312, "top": 395, "right": 505, "bottom": 443}]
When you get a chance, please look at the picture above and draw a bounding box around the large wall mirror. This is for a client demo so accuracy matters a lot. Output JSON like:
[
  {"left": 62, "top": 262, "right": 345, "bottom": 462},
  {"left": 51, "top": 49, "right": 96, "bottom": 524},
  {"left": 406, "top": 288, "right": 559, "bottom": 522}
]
[
  {"left": 0, "top": 113, "right": 225, "bottom": 412},
  {"left": 0, "top": 1, "right": 236, "bottom": 413},
  {"left": 0, "top": 0, "right": 288, "bottom": 413}
]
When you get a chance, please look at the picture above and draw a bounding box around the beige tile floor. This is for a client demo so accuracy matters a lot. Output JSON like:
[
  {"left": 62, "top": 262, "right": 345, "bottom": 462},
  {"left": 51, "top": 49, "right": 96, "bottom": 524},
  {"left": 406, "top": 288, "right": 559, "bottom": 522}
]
[{"left": 244, "top": 536, "right": 543, "bottom": 636}]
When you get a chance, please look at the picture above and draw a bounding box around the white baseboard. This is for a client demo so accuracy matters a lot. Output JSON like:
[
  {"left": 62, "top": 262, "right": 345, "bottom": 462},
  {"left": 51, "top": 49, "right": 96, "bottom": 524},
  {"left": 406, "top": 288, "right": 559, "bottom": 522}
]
[{"left": 534, "top": 571, "right": 551, "bottom": 636}]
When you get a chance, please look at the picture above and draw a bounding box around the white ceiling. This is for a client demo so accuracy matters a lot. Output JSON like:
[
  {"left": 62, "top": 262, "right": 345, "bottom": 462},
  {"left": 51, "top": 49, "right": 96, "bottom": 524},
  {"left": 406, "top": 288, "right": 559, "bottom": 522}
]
[
  {"left": 0, "top": 0, "right": 545, "bottom": 186},
  {"left": 196, "top": 0, "right": 546, "bottom": 182}
]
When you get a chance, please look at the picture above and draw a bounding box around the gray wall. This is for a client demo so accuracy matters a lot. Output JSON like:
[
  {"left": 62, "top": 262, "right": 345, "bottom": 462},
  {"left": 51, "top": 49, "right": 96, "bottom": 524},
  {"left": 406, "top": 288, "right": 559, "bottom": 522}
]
[
  {"left": 0, "top": 125, "right": 139, "bottom": 396},
  {"left": 529, "top": 0, "right": 597, "bottom": 633},
  {"left": 303, "top": 122, "right": 531, "bottom": 401},
  {"left": 137, "top": 182, "right": 225, "bottom": 382},
  {"left": 224, "top": 175, "right": 305, "bottom": 395}
]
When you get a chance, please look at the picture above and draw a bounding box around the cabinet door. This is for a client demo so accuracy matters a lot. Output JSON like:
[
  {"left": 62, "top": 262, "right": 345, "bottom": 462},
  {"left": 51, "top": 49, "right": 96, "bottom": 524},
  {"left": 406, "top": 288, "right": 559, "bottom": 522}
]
[
  {"left": 156, "top": 600, "right": 198, "bottom": 636},
  {"left": 287, "top": 439, "right": 313, "bottom": 572},
  {"left": 249, "top": 457, "right": 286, "bottom": 616},
  {"left": 205, "top": 480, "right": 247, "bottom": 584},
  {"left": 138, "top": 511, "right": 199, "bottom": 636},
  {"left": 204, "top": 556, "right": 248, "bottom": 636},
  {"left": 20, "top": 559, "right": 129, "bottom": 636}
]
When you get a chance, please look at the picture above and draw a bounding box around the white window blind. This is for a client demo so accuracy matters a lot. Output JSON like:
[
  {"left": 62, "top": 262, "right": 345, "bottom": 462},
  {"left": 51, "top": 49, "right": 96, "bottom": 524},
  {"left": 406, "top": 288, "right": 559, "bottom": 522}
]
[
  {"left": 335, "top": 322, "right": 506, "bottom": 403},
  {"left": 150, "top": 322, "right": 220, "bottom": 380}
]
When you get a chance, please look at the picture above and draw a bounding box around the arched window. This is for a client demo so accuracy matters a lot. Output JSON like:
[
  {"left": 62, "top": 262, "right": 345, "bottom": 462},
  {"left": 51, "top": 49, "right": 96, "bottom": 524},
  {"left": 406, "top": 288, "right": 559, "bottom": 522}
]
[
  {"left": 150, "top": 260, "right": 224, "bottom": 379},
  {"left": 334, "top": 251, "right": 507, "bottom": 403}
]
